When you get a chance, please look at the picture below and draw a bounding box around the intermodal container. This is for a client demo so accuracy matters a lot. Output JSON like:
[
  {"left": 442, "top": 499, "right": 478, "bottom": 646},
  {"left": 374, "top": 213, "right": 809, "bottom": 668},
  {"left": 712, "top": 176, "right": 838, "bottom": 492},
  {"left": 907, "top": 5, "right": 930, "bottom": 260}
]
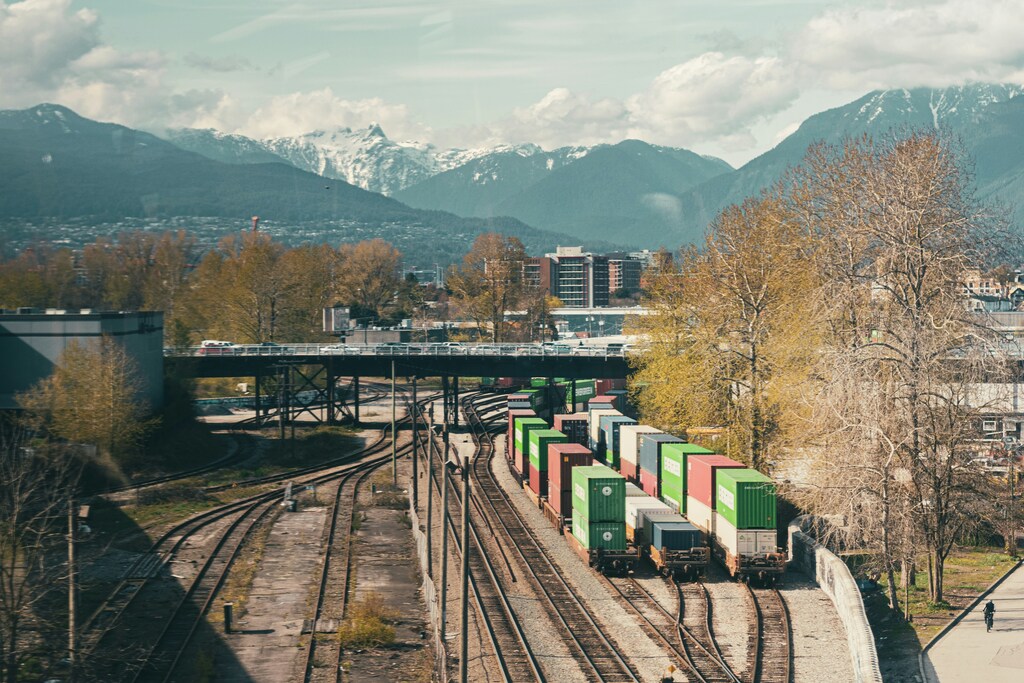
[
  {"left": 599, "top": 415, "right": 636, "bottom": 469},
  {"left": 686, "top": 495, "right": 714, "bottom": 535},
  {"left": 639, "top": 468, "right": 660, "bottom": 498},
  {"left": 569, "top": 379, "right": 596, "bottom": 409},
  {"left": 636, "top": 508, "right": 686, "bottom": 545},
  {"left": 625, "top": 496, "right": 673, "bottom": 531},
  {"left": 715, "top": 468, "right": 776, "bottom": 529},
  {"left": 595, "top": 378, "right": 626, "bottom": 394},
  {"left": 619, "top": 425, "right": 662, "bottom": 481},
  {"left": 572, "top": 514, "right": 626, "bottom": 551},
  {"left": 515, "top": 417, "right": 548, "bottom": 476},
  {"left": 714, "top": 513, "right": 778, "bottom": 556},
  {"left": 588, "top": 408, "right": 621, "bottom": 453},
  {"left": 638, "top": 433, "right": 684, "bottom": 475},
  {"left": 508, "top": 393, "right": 530, "bottom": 403},
  {"left": 507, "top": 409, "right": 536, "bottom": 462},
  {"left": 507, "top": 400, "right": 532, "bottom": 411},
  {"left": 607, "top": 389, "right": 629, "bottom": 414},
  {"left": 528, "top": 429, "right": 568, "bottom": 472},
  {"left": 686, "top": 455, "right": 746, "bottom": 509},
  {"left": 651, "top": 520, "right": 703, "bottom": 552},
  {"left": 659, "top": 443, "right": 715, "bottom": 512},
  {"left": 547, "top": 443, "right": 593, "bottom": 517},
  {"left": 571, "top": 465, "right": 625, "bottom": 523},
  {"left": 625, "top": 482, "right": 648, "bottom": 497},
  {"left": 588, "top": 396, "right": 617, "bottom": 416},
  {"left": 554, "top": 413, "right": 589, "bottom": 446}
]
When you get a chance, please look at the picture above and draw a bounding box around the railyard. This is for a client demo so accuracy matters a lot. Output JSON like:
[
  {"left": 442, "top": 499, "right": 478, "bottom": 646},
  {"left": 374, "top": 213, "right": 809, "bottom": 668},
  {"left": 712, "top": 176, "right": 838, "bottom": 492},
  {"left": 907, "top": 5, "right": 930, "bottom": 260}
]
[{"left": 66, "top": 378, "right": 861, "bottom": 682}]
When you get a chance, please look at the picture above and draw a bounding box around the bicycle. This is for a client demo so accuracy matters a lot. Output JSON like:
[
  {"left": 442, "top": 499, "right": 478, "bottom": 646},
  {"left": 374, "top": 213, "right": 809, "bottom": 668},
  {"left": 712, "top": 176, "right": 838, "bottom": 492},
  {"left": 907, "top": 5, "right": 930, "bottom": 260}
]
[{"left": 985, "top": 610, "right": 994, "bottom": 632}]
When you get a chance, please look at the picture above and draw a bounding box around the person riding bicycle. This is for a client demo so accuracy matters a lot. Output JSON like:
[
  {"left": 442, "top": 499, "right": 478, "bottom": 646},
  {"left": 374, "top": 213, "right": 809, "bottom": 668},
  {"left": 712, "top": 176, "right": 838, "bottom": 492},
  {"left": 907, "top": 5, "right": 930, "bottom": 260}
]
[{"left": 984, "top": 600, "right": 995, "bottom": 632}]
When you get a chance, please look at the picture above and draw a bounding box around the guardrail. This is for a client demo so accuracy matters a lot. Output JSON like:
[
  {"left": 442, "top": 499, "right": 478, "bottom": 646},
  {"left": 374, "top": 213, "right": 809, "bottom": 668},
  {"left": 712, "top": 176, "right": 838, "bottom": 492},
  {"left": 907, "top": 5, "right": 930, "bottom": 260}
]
[{"left": 165, "top": 343, "right": 630, "bottom": 359}]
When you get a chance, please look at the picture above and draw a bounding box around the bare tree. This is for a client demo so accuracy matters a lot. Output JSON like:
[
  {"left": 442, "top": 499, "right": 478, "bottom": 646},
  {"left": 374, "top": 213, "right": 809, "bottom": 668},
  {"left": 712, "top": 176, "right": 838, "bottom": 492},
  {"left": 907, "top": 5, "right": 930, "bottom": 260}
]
[{"left": 0, "top": 425, "right": 81, "bottom": 683}]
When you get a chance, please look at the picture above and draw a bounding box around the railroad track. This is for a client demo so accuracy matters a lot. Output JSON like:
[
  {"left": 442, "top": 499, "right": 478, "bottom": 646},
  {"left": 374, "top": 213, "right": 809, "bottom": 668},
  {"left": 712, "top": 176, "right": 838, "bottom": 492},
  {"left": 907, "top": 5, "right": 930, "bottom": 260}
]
[
  {"left": 462, "top": 394, "right": 639, "bottom": 683},
  {"left": 745, "top": 584, "right": 793, "bottom": 683},
  {"left": 419, "top": 395, "right": 544, "bottom": 683},
  {"left": 80, "top": 388, "right": 425, "bottom": 681},
  {"left": 302, "top": 388, "right": 438, "bottom": 682}
]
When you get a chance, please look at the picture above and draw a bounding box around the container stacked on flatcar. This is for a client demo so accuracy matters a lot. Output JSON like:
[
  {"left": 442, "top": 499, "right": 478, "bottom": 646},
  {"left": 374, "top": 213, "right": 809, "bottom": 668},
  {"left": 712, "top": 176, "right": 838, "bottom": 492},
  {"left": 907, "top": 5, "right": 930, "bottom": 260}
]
[
  {"left": 588, "top": 408, "right": 621, "bottom": 460},
  {"left": 553, "top": 413, "right": 589, "bottom": 446},
  {"left": 507, "top": 408, "right": 536, "bottom": 465},
  {"left": 513, "top": 416, "right": 548, "bottom": 478},
  {"left": 638, "top": 433, "right": 684, "bottom": 498},
  {"left": 659, "top": 443, "right": 714, "bottom": 513},
  {"left": 619, "top": 425, "right": 662, "bottom": 482},
  {"left": 527, "top": 428, "right": 568, "bottom": 501},
  {"left": 599, "top": 414, "right": 636, "bottom": 470},
  {"left": 712, "top": 468, "right": 784, "bottom": 583},
  {"left": 567, "top": 465, "right": 638, "bottom": 574},
  {"left": 544, "top": 443, "right": 593, "bottom": 530}
]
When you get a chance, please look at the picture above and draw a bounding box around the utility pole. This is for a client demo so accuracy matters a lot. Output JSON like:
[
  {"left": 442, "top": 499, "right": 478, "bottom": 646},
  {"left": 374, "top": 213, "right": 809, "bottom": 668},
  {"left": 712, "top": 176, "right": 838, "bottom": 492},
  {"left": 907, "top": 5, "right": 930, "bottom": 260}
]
[
  {"left": 440, "top": 424, "right": 450, "bottom": 643},
  {"left": 68, "top": 498, "right": 76, "bottom": 683},
  {"left": 426, "top": 404, "right": 434, "bottom": 575},
  {"left": 391, "top": 360, "right": 397, "bottom": 485},
  {"left": 459, "top": 452, "right": 471, "bottom": 683},
  {"left": 412, "top": 376, "right": 418, "bottom": 508}
]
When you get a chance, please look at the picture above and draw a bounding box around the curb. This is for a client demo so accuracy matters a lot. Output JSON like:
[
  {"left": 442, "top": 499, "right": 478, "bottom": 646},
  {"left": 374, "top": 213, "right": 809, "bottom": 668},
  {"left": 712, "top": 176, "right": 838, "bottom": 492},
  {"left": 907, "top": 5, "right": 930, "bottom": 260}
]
[{"left": 917, "top": 557, "right": 1023, "bottom": 683}]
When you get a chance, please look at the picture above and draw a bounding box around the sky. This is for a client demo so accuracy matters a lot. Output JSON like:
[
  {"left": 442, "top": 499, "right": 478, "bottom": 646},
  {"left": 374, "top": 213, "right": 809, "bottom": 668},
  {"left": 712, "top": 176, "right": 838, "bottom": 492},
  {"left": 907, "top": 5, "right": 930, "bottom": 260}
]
[{"left": 2, "top": 0, "right": 1024, "bottom": 167}]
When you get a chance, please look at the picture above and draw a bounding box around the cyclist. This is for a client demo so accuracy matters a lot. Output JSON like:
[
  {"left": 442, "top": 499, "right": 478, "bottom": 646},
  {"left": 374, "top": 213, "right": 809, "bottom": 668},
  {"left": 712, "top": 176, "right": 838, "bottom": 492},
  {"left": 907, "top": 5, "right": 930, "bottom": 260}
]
[{"left": 984, "top": 600, "right": 995, "bottom": 632}]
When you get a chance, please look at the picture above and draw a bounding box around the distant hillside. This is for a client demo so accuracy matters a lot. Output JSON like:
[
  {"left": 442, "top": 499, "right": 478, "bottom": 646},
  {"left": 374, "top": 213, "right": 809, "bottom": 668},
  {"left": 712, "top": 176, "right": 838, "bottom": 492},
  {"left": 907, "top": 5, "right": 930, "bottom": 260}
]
[{"left": 0, "top": 104, "right": 628, "bottom": 258}]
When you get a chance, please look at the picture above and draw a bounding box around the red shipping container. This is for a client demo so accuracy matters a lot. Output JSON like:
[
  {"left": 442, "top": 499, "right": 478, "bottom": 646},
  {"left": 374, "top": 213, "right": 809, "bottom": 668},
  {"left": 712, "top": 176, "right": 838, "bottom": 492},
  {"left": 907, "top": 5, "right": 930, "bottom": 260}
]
[
  {"left": 528, "top": 463, "right": 548, "bottom": 498},
  {"left": 554, "top": 413, "right": 589, "bottom": 446},
  {"left": 639, "top": 468, "right": 659, "bottom": 498},
  {"left": 686, "top": 454, "right": 745, "bottom": 509},
  {"left": 547, "top": 443, "right": 593, "bottom": 517},
  {"left": 589, "top": 395, "right": 616, "bottom": 409},
  {"left": 507, "top": 409, "right": 535, "bottom": 463},
  {"left": 620, "top": 458, "right": 638, "bottom": 482}
]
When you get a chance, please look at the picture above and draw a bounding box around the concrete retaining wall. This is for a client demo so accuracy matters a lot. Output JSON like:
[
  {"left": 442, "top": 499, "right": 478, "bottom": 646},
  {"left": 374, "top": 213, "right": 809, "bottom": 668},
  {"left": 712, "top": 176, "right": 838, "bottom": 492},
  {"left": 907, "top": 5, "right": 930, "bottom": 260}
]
[
  {"left": 409, "top": 498, "right": 448, "bottom": 682},
  {"left": 789, "top": 516, "right": 882, "bottom": 683}
]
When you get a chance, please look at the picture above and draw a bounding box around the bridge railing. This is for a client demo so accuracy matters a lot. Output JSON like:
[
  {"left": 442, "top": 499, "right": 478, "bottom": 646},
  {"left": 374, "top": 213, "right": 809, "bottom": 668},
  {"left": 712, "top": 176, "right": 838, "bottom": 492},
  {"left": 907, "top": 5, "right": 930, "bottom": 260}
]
[{"left": 165, "top": 343, "right": 629, "bottom": 359}]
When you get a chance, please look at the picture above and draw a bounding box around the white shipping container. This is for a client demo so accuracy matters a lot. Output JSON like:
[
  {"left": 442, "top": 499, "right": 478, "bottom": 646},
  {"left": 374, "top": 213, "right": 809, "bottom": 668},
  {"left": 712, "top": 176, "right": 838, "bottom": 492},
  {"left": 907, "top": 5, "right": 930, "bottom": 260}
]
[
  {"left": 618, "top": 425, "right": 662, "bottom": 466},
  {"left": 625, "top": 496, "right": 672, "bottom": 529},
  {"left": 589, "top": 409, "right": 621, "bottom": 447},
  {"left": 686, "top": 496, "right": 714, "bottom": 536},
  {"left": 714, "top": 512, "right": 778, "bottom": 556},
  {"left": 625, "top": 483, "right": 647, "bottom": 498}
]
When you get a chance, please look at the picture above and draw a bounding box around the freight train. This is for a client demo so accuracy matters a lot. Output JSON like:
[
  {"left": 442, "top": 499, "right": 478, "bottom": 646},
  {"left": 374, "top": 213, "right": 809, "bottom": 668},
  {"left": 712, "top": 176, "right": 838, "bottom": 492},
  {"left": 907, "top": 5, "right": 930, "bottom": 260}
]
[{"left": 506, "top": 388, "right": 786, "bottom": 583}]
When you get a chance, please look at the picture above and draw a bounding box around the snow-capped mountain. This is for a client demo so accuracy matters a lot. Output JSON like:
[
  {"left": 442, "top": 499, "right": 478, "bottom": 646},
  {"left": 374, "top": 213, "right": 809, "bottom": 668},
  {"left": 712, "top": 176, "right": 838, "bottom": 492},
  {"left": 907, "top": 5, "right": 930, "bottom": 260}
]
[{"left": 167, "top": 124, "right": 566, "bottom": 196}]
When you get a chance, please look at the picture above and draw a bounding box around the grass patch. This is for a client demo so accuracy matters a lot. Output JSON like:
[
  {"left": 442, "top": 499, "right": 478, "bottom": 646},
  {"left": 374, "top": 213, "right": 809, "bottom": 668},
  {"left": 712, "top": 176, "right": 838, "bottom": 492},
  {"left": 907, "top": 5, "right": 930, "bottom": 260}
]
[
  {"left": 338, "top": 593, "right": 399, "bottom": 648},
  {"left": 369, "top": 472, "right": 409, "bottom": 510},
  {"left": 211, "top": 509, "right": 279, "bottom": 623}
]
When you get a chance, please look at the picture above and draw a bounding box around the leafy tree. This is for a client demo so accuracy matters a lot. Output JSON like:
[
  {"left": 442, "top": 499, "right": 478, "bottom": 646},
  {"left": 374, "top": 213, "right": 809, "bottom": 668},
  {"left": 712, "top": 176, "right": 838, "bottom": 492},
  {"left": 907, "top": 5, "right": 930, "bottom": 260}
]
[
  {"left": 18, "top": 337, "right": 154, "bottom": 471},
  {"left": 336, "top": 239, "right": 402, "bottom": 322},
  {"left": 446, "top": 233, "right": 528, "bottom": 342}
]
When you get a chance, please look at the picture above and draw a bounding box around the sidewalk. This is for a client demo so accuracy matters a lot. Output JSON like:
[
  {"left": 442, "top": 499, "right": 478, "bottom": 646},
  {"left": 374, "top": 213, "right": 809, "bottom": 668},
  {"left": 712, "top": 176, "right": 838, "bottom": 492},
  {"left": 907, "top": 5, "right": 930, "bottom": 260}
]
[{"left": 924, "top": 562, "right": 1024, "bottom": 682}]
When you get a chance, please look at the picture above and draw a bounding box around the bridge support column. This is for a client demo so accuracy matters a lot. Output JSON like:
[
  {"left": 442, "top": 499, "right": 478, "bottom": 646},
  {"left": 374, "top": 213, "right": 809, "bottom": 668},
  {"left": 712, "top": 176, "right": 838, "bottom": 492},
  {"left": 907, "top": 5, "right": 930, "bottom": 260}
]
[
  {"left": 452, "top": 375, "right": 459, "bottom": 428},
  {"left": 326, "top": 361, "right": 336, "bottom": 425},
  {"left": 570, "top": 378, "right": 577, "bottom": 413},
  {"left": 441, "top": 374, "right": 450, "bottom": 426},
  {"left": 278, "top": 365, "right": 289, "bottom": 440},
  {"left": 254, "top": 369, "right": 262, "bottom": 423},
  {"left": 353, "top": 376, "right": 360, "bottom": 425}
]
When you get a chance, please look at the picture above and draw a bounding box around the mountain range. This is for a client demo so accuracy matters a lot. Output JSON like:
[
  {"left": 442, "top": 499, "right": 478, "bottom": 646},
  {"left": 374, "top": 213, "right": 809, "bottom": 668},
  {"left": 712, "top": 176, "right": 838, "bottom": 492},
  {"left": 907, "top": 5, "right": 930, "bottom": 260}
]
[
  {"left": 0, "top": 104, "right": 623, "bottom": 262},
  {"left": 3, "top": 83, "right": 1024, "bottom": 254}
]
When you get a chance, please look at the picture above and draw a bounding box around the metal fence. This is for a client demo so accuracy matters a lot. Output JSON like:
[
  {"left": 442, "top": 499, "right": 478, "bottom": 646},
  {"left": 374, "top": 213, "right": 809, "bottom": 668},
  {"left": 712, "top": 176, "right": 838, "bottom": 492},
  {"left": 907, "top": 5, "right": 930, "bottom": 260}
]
[
  {"left": 166, "top": 342, "right": 628, "bottom": 359},
  {"left": 409, "top": 496, "right": 448, "bottom": 682}
]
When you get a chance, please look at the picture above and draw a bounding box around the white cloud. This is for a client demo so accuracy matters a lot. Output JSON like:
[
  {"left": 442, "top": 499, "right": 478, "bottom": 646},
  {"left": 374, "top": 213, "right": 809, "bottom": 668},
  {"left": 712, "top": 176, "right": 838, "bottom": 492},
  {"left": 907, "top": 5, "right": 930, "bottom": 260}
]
[
  {"left": 794, "top": 0, "right": 1024, "bottom": 89},
  {"left": 0, "top": 0, "right": 167, "bottom": 122},
  {"left": 232, "top": 88, "right": 429, "bottom": 141}
]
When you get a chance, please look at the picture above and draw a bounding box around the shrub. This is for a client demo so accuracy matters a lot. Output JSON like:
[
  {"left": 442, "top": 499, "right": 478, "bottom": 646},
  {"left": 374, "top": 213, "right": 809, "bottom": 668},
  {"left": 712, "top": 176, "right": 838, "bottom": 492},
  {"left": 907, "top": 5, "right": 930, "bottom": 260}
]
[{"left": 338, "top": 593, "right": 399, "bottom": 648}]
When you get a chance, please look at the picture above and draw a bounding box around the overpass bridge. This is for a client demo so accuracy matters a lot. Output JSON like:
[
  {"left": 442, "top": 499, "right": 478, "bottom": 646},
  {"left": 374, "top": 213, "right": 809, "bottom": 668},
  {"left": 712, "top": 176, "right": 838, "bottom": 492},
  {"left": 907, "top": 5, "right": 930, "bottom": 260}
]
[{"left": 167, "top": 343, "right": 631, "bottom": 427}]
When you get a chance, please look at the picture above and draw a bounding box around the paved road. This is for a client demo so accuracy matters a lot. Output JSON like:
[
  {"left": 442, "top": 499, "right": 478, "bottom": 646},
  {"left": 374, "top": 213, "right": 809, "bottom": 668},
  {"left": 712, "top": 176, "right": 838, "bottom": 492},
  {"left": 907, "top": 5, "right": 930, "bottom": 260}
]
[{"left": 924, "top": 561, "right": 1024, "bottom": 682}]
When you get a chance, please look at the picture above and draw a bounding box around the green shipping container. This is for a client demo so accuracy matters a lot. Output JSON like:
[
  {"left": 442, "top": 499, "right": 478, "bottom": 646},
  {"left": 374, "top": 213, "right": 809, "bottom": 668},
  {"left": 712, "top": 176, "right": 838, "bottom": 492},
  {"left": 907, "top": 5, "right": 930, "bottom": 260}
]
[
  {"left": 571, "top": 513, "right": 626, "bottom": 551},
  {"left": 529, "top": 429, "right": 568, "bottom": 471},
  {"left": 715, "top": 468, "right": 777, "bottom": 529},
  {"left": 571, "top": 465, "right": 625, "bottom": 523},
  {"left": 515, "top": 417, "right": 548, "bottom": 455},
  {"left": 660, "top": 443, "right": 716, "bottom": 513},
  {"left": 571, "top": 379, "right": 596, "bottom": 404}
]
